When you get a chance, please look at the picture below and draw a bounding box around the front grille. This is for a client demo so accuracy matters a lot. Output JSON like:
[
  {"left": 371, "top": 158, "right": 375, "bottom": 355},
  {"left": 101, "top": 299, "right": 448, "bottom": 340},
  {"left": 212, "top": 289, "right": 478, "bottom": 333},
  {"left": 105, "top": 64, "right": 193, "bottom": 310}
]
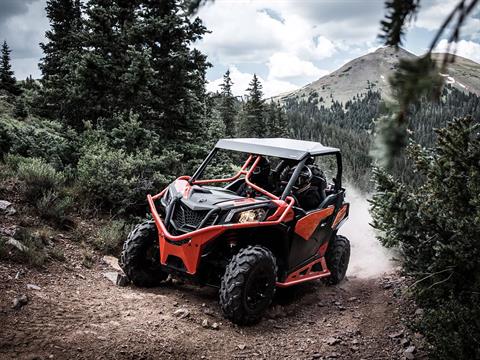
[{"left": 171, "top": 203, "right": 217, "bottom": 231}]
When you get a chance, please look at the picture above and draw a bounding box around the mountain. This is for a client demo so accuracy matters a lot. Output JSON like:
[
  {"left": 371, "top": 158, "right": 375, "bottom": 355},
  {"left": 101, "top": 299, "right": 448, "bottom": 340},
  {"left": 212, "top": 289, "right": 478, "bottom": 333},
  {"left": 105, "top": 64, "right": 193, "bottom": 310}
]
[{"left": 275, "top": 46, "right": 480, "bottom": 107}]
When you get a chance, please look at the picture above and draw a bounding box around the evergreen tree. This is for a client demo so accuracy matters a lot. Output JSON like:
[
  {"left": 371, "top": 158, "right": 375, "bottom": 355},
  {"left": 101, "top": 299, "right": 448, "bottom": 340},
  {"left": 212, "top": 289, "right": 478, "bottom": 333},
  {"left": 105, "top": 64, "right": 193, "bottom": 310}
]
[
  {"left": 39, "top": 0, "right": 83, "bottom": 120},
  {"left": 68, "top": 0, "right": 209, "bottom": 138},
  {"left": 242, "top": 74, "right": 265, "bottom": 137},
  {"left": 266, "top": 101, "right": 288, "bottom": 137},
  {"left": 13, "top": 97, "right": 28, "bottom": 119},
  {"left": 0, "top": 41, "right": 21, "bottom": 95},
  {"left": 220, "top": 70, "right": 236, "bottom": 137}
]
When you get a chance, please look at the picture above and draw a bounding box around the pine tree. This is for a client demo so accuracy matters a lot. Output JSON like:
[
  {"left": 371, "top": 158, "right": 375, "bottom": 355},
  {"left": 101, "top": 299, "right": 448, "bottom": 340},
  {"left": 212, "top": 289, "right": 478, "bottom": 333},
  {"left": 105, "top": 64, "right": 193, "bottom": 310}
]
[
  {"left": 39, "top": 0, "right": 83, "bottom": 120},
  {"left": 13, "top": 97, "right": 28, "bottom": 119},
  {"left": 266, "top": 101, "right": 288, "bottom": 137},
  {"left": 220, "top": 70, "right": 236, "bottom": 137},
  {"left": 242, "top": 74, "right": 265, "bottom": 137},
  {"left": 0, "top": 41, "right": 21, "bottom": 95}
]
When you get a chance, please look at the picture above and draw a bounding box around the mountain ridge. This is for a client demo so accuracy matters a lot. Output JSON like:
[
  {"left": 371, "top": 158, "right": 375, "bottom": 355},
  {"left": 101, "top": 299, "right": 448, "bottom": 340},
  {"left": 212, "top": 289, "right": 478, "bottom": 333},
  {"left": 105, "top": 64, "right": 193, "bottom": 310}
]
[{"left": 274, "top": 46, "right": 480, "bottom": 107}]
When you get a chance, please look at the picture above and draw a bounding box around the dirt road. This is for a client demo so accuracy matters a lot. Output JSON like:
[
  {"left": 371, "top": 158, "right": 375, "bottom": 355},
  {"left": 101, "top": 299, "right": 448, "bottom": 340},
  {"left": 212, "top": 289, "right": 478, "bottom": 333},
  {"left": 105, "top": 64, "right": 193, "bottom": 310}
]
[{"left": 0, "top": 256, "right": 422, "bottom": 360}]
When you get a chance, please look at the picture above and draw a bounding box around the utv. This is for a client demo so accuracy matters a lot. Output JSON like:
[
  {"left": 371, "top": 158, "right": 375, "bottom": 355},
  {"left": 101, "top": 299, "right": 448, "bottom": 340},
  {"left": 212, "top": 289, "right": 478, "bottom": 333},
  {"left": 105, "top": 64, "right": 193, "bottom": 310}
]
[{"left": 120, "top": 138, "right": 350, "bottom": 325}]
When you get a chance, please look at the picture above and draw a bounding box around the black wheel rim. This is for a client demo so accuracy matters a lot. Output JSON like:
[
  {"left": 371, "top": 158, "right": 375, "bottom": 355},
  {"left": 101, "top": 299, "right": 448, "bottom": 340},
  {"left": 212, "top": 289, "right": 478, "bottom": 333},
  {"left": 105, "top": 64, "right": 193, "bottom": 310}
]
[{"left": 244, "top": 266, "right": 273, "bottom": 311}]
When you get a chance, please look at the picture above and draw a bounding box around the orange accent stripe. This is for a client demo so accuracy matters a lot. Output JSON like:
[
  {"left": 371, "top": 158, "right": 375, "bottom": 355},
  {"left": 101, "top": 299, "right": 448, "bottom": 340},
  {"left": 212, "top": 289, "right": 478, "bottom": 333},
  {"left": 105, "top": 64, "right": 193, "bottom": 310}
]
[{"left": 332, "top": 204, "right": 348, "bottom": 229}]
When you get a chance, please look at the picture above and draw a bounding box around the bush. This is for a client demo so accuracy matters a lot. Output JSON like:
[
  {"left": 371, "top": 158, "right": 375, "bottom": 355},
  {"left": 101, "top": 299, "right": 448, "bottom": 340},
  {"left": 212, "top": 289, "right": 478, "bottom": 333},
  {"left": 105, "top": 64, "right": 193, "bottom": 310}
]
[
  {"left": 36, "top": 190, "right": 73, "bottom": 226},
  {"left": 370, "top": 117, "right": 480, "bottom": 359},
  {"left": 0, "top": 120, "right": 11, "bottom": 158},
  {"left": 77, "top": 142, "right": 177, "bottom": 213},
  {"left": 16, "top": 157, "right": 65, "bottom": 202},
  {"left": 92, "top": 220, "right": 129, "bottom": 255},
  {"left": 6, "top": 227, "right": 48, "bottom": 267},
  {"left": 1, "top": 117, "right": 76, "bottom": 169}
]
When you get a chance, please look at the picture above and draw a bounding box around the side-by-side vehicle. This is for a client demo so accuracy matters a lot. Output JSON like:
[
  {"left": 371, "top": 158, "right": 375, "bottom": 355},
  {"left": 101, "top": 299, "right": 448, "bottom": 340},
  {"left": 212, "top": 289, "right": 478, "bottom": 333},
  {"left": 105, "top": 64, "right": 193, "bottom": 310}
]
[{"left": 120, "top": 138, "right": 351, "bottom": 325}]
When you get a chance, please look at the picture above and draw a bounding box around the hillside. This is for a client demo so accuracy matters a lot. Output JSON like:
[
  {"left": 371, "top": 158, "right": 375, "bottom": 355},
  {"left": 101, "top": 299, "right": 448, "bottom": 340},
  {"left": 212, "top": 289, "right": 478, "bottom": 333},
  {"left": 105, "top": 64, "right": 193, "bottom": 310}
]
[{"left": 275, "top": 46, "right": 480, "bottom": 107}]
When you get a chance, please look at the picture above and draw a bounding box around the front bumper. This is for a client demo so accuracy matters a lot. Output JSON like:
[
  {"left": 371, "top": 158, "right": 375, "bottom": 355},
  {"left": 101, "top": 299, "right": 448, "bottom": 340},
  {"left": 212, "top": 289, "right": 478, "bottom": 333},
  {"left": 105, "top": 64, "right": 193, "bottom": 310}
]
[{"left": 147, "top": 191, "right": 294, "bottom": 275}]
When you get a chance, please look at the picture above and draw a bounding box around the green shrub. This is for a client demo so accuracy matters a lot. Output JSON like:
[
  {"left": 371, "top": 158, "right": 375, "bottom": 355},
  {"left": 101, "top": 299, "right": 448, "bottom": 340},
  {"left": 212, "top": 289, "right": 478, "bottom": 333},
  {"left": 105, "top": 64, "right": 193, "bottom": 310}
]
[
  {"left": 47, "top": 246, "right": 65, "bottom": 262},
  {"left": 36, "top": 190, "right": 73, "bottom": 225},
  {"left": 13, "top": 97, "right": 28, "bottom": 119},
  {"left": 77, "top": 143, "right": 176, "bottom": 213},
  {"left": 1, "top": 117, "right": 76, "bottom": 169},
  {"left": 0, "top": 120, "right": 11, "bottom": 158},
  {"left": 370, "top": 117, "right": 480, "bottom": 359},
  {"left": 16, "top": 157, "right": 65, "bottom": 201},
  {"left": 8, "top": 227, "right": 48, "bottom": 267},
  {"left": 92, "top": 220, "right": 129, "bottom": 255}
]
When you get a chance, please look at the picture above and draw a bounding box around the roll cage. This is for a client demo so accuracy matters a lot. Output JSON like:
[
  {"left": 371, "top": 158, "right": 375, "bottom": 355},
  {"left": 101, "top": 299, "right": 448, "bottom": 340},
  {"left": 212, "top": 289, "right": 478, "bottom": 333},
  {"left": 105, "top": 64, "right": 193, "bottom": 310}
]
[{"left": 190, "top": 138, "right": 343, "bottom": 199}]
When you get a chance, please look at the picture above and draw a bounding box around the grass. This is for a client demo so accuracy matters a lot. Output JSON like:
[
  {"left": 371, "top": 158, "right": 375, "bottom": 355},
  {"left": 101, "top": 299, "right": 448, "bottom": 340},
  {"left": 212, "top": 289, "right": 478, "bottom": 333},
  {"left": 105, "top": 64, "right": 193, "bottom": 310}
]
[{"left": 92, "top": 220, "right": 129, "bottom": 255}]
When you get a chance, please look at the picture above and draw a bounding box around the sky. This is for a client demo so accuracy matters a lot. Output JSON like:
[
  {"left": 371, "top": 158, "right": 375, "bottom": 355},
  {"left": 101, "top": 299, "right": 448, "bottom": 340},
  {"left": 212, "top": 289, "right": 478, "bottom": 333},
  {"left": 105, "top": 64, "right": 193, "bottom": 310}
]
[{"left": 1, "top": 0, "right": 479, "bottom": 98}]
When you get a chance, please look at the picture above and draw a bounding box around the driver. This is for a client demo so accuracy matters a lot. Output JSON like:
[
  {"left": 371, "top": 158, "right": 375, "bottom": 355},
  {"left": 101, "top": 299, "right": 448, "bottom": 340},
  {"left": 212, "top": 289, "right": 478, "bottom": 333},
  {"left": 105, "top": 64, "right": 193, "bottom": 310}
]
[
  {"left": 279, "top": 158, "right": 327, "bottom": 211},
  {"left": 237, "top": 157, "right": 272, "bottom": 197}
]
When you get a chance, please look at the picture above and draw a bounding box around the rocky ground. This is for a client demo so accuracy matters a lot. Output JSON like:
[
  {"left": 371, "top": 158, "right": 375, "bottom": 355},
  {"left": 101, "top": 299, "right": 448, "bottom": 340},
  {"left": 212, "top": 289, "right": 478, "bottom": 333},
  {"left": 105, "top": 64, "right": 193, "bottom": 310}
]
[
  {"left": 0, "top": 185, "right": 428, "bottom": 360},
  {"left": 0, "top": 251, "right": 428, "bottom": 360}
]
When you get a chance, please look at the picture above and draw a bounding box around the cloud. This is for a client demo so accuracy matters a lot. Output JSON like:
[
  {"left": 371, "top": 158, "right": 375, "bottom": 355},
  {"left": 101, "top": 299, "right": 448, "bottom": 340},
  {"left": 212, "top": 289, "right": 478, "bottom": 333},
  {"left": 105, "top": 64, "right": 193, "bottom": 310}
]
[
  {"left": 267, "top": 52, "right": 328, "bottom": 80},
  {"left": 413, "top": 0, "right": 479, "bottom": 40},
  {"left": 0, "top": 0, "right": 48, "bottom": 78},
  {"left": 196, "top": 1, "right": 341, "bottom": 65},
  {"left": 0, "top": 0, "right": 38, "bottom": 24},
  {"left": 434, "top": 39, "right": 480, "bottom": 63},
  {"left": 206, "top": 66, "right": 298, "bottom": 98}
]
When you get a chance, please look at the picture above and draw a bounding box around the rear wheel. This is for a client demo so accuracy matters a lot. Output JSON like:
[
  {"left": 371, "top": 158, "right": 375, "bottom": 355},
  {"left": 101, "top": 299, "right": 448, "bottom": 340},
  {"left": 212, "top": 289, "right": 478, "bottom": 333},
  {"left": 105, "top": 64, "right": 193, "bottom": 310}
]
[
  {"left": 324, "top": 235, "right": 350, "bottom": 285},
  {"left": 219, "top": 245, "right": 277, "bottom": 325},
  {"left": 119, "top": 221, "right": 167, "bottom": 287}
]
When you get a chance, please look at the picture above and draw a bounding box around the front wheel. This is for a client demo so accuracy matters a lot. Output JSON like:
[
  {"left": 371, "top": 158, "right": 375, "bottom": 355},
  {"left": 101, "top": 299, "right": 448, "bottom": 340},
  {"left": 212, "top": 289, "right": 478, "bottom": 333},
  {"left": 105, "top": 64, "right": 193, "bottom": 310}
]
[
  {"left": 119, "top": 221, "right": 167, "bottom": 287},
  {"left": 219, "top": 245, "right": 277, "bottom": 325},
  {"left": 324, "top": 235, "right": 350, "bottom": 285}
]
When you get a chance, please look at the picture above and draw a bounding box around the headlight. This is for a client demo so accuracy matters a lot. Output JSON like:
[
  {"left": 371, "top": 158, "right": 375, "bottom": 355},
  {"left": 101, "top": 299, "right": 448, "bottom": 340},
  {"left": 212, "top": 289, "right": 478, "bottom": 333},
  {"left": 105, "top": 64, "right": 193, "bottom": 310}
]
[{"left": 226, "top": 208, "right": 267, "bottom": 223}]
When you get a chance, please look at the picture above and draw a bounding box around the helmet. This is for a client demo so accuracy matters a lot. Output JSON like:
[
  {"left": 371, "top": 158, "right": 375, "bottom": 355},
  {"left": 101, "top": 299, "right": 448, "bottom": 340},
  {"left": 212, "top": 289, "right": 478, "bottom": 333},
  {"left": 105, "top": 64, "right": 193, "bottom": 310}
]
[{"left": 251, "top": 157, "right": 270, "bottom": 184}]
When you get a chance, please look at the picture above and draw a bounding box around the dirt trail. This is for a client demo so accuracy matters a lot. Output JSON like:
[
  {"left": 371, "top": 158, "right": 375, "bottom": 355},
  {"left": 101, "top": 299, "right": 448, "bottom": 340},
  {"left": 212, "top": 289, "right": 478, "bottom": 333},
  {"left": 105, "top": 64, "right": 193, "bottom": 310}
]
[{"left": 0, "top": 257, "right": 417, "bottom": 360}]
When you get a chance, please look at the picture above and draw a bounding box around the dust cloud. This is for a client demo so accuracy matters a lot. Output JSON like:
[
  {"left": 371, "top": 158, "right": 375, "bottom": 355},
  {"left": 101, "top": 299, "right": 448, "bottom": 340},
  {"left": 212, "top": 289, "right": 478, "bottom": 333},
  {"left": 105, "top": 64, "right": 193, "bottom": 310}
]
[{"left": 339, "top": 186, "right": 395, "bottom": 278}]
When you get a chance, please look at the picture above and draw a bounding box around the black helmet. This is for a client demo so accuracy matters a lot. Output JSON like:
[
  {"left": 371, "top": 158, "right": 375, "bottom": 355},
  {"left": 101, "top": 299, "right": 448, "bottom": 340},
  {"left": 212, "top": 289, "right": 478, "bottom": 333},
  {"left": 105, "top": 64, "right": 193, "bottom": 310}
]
[{"left": 251, "top": 157, "right": 270, "bottom": 183}]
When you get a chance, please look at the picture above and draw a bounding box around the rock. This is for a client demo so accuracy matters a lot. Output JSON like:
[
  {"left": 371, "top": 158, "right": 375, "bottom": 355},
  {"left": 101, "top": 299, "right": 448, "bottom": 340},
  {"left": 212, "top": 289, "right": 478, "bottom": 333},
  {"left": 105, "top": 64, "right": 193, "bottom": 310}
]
[
  {"left": 311, "top": 353, "right": 322, "bottom": 359},
  {"left": 383, "top": 283, "right": 393, "bottom": 289},
  {"left": 401, "top": 338, "right": 410, "bottom": 347},
  {"left": 103, "top": 272, "right": 129, "bottom": 286},
  {"left": 414, "top": 308, "right": 424, "bottom": 316},
  {"left": 238, "top": 344, "right": 246, "bottom": 350},
  {"left": 173, "top": 308, "right": 189, "bottom": 319},
  {"left": 0, "top": 200, "right": 16, "bottom": 215},
  {"left": 388, "top": 330, "right": 404, "bottom": 339},
  {"left": 101, "top": 256, "right": 123, "bottom": 272},
  {"left": 211, "top": 322, "right": 219, "bottom": 330},
  {"left": 348, "top": 297, "right": 357, "bottom": 302},
  {"left": 203, "top": 308, "right": 214, "bottom": 316},
  {"left": 103, "top": 272, "right": 119, "bottom": 284},
  {"left": 202, "top": 319, "right": 209, "bottom": 328},
  {"left": 326, "top": 337, "right": 341, "bottom": 346},
  {"left": 15, "top": 270, "right": 24, "bottom": 279},
  {"left": 26, "top": 284, "right": 41, "bottom": 291},
  {"left": 404, "top": 346, "right": 415, "bottom": 359},
  {"left": 6, "top": 238, "right": 28, "bottom": 252},
  {"left": 12, "top": 294, "right": 28, "bottom": 309}
]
